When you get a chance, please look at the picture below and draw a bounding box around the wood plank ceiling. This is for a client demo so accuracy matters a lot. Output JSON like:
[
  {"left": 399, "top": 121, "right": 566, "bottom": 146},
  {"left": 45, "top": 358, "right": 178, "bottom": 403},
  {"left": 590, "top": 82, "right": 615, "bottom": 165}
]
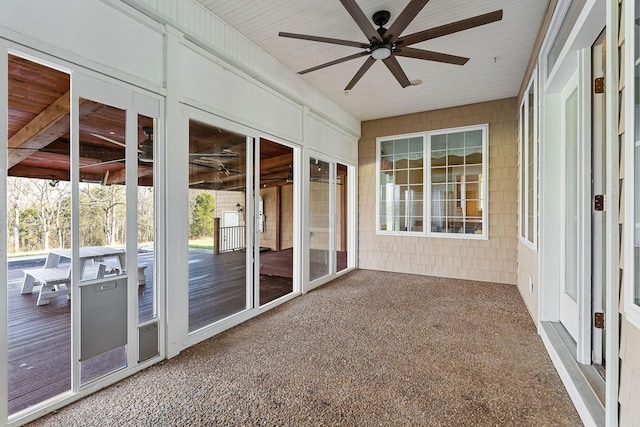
[
  {"left": 195, "top": 0, "right": 549, "bottom": 121},
  {"left": 7, "top": 55, "right": 294, "bottom": 190}
]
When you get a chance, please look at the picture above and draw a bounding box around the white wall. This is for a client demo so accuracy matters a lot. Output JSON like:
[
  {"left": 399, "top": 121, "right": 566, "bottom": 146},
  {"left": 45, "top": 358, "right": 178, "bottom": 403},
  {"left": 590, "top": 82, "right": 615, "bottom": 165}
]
[
  {"left": 305, "top": 112, "right": 358, "bottom": 163},
  {"left": 180, "top": 44, "right": 304, "bottom": 144},
  {"left": 0, "top": 0, "right": 164, "bottom": 89},
  {"left": 123, "top": 0, "right": 360, "bottom": 140}
]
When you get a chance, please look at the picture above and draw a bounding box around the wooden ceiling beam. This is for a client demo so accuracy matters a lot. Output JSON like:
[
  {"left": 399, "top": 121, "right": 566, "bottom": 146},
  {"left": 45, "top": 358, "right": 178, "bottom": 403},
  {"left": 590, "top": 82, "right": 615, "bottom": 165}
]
[
  {"left": 7, "top": 94, "right": 102, "bottom": 168},
  {"left": 105, "top": 165, "right": 154, "bottom": 185},
  {"left": 8, "top": 164, "right": 69, "bottom": 181},
  {"left": 259, "top": 153, "right": 292, "bottom": 171},
  {"left": 8, "top": 91, "right": 71, "bottom": 168}
]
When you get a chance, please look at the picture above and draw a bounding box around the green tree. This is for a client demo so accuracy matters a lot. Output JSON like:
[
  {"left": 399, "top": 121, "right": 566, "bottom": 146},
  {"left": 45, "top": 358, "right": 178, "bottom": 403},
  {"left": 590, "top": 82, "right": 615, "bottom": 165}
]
[
  {"left": 190, "top": 192, "right": 215, "bottom": 238},
  {"left": 80, "top": 184, "right": 126, "bottom": 246},
  {"left": 19, "top": 207, "right": 41, "bottom": 251}
]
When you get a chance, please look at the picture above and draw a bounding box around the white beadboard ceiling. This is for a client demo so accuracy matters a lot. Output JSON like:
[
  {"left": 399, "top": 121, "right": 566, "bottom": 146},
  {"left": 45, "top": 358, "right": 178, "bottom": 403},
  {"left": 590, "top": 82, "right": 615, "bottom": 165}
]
[{"left": 195, "top": 0, "right": 548, "bottom": 121}]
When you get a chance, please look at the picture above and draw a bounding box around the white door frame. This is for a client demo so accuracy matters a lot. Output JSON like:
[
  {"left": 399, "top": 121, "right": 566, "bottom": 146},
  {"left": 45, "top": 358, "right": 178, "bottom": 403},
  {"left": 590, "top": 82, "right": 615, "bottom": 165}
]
[
  {"left": 538, "top": 0, "right": 619, "bottom": 425},
  {"left": 72, "top": 72, "right": 165, "bottom": 388},
  {"left": 539, "top": 0, "right": 606, "bottom": 362},
  {"left": 254, "top": 135, "right": 302, "bottom": 308},
  {"left": 590, "top": 30, "right": 607, "bottom": 366},
  {"left": 1, "top": 44, "right": 165, "bottom": 425}
]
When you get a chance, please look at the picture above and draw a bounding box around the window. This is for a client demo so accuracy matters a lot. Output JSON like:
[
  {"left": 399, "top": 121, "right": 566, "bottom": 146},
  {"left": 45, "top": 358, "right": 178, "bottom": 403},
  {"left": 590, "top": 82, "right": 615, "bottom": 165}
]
[
  {"left": 519, "top": 73, "right": 538, "bottom": 248},
  {"left": 376, "top": 125, "right": 488, "bottom": 239},
  {"left": 378, "top": 134, "right": 425, "bottom": 232}
]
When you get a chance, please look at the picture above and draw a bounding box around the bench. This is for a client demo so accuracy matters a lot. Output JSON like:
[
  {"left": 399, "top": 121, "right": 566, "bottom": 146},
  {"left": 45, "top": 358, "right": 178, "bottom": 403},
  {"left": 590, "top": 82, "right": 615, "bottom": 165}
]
[
  {"left": 21, "top": 267, "right": 72, "bottom": 306},
  {"left": 98, "top": 258, "right": 148, "bottom": 286}
]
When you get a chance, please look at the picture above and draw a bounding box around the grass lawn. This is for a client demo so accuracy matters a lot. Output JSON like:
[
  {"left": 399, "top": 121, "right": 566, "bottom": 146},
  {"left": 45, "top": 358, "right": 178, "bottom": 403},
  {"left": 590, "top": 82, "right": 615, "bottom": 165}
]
[{"left": 188, "top": 238, "right": 214, "bottom": 250}]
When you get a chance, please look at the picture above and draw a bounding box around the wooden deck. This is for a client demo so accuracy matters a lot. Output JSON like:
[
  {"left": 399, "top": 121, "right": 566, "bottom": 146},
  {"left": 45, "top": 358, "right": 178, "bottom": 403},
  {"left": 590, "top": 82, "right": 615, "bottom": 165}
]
[{"left": 7, "top": 249, "right": 292, "bottom": 415}]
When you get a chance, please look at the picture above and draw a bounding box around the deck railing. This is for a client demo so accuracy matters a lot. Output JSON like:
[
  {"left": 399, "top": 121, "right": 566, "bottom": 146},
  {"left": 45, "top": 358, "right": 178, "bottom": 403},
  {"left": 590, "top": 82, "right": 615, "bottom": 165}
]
[{"left": 217, "top": 224, "right": 245, "bottom": 253}]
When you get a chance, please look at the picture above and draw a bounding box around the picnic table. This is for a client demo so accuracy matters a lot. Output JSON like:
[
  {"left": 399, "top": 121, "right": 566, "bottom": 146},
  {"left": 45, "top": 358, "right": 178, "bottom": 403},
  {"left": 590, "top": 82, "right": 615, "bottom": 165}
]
[{"left": 20, "top": 246, "right": 125, "bottom": 306}]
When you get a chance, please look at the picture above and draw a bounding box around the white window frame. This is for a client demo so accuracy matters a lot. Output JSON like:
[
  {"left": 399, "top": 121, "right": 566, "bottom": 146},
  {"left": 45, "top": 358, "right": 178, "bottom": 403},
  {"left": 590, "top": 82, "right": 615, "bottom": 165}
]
[
  {"left": 375, "top": 124, "right": 489, "bottom": 239},
  {"left": 625, "top": 0, "right": 640, "bottom": 327},
  {"left": 518, "top": 70, "right": 539, "bottom": 250}
]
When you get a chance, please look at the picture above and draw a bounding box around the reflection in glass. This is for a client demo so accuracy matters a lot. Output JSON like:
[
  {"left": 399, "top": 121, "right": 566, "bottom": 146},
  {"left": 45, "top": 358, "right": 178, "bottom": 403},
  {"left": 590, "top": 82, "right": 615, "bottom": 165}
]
[
  {"left": 379, "top": 136, "right": 424, "bottom": 231},
  {"left": 259, "top": 138, "right": 295, "bottom": 305},
  {"left": 309, "top": 158, "right": 331, "bottom": 281},
  {"left": 430, "top": 129, "right": 484, "bottom": 235},
  {"left": 188, "top": 122, "right": 247, "bottom": 331},
  {"left": 78, "top": 100, "right": 127, "bottom": 282},
  {"left": 137, "top": 114, "right": 156, "bottom": 323},
  {"left": 6, "top": 58, "right": 71, "bottom": 410},
  {"left": 337, "top": 164, "right": 348, "bottom": 272},
  {"left": 78, "top": 98, "right": 128, "bottom": 384}
]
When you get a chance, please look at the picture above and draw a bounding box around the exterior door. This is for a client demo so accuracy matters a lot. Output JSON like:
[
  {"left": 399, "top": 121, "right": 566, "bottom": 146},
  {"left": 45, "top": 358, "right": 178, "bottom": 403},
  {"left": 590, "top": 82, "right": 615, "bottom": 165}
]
[
  {"left": 560, "top": 69, "right": 580, "bottom": 341},
  {"left": 591, "top": 30, "right": 606, "bottom": 371},
  {"left": 306, "top": 154, "right": 351, "bottom": 289},
  {"left": 187, "top": 121, "right": 249, "bottom": 331},
  {"left": 257, "top": 138, "right": 296, "bottom": 306},
  {"left": 73, "top": 73, "right": 161, "bottom": 385},
  {"left": 309, "top": 157, "right": 334, "bottom": 282}
]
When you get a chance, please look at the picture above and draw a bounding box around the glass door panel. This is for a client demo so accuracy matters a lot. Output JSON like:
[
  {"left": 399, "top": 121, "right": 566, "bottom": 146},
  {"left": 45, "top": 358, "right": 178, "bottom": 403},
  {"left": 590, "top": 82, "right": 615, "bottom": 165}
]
[
  {"left": 309, "top": 158, "right": 332, "bottom": 281},
  {"left": 560, "top": 71, "right": 580, "bottom": 341},
  {"left": 258, "top": 138, "right": 295, "bottom": 305},
  {"left": 77, "top": 98, "right": 128, "bottom": 384},
  {"left": 137, "top": 114, "right": 156, "bottom": 324},
  {"left": 336, "top": 163, "right": 348, "bottom": 273},
  {"left": 6, "top": 55, "right": 72, "bottom": 414},
  {"left": 188, "top": 121, "right": 248, "bottom": 331}
]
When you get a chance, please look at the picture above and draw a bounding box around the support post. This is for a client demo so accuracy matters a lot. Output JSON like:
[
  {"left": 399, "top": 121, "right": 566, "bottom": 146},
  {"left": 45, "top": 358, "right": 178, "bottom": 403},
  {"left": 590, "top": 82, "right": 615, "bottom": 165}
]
[{"left": 213, "top": 217, "right": 221, "bottom": 255}]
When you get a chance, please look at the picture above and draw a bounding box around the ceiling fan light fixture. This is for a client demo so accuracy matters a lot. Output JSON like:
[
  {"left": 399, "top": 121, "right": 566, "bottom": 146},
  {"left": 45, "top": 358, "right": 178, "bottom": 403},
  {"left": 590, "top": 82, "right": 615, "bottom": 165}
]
[
  {"left": 371, "top": 45, "right": 392, "bottom": 60},
  {"left": 139, "top": 139, "right": 153, "bottom": 162},
  {"left": 139, "top": 126, "right": 154, "bottom": 162}
]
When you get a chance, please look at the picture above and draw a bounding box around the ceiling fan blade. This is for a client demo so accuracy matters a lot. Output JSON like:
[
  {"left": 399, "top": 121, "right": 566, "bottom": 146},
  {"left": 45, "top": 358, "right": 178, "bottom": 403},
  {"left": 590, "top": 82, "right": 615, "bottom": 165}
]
[
  {"left": 385, "top": 0, "right": 431, "bottom": 43},
  {"left": 382, "top": 56, "right": 411, "bottom": 88},
  {"left": 340, "top": 0, "right": 383, "bottom": 42},
  {"left": 90, "top": 133, "right": 126, "bottom": 149},
  {"left": 299, "top": 51, "right": 369, "bottom": 75},
  {"left": 344, "top": 56, "right": 376, "bottom": 91},
  {"left": 279, "top": 32, "right": 368, "bottom": 49},
  {"left": 398, "top": 10, "right": 504, "bottom": 46},
  {"left": 395, "top": 47, "right": 469, "bottom": 65},
  {"left": 188, "top": 152, "right": 239, "bottom": 158},
  {"left": 79, "top": 158, "right": 125, "bottom": 169}
]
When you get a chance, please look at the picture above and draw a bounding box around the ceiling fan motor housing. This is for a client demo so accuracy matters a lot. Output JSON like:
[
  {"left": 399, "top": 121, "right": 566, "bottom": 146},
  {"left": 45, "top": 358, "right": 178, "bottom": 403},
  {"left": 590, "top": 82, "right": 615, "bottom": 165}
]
[{"left": 372, "top": 10, "right": 390, "bottom": 28}]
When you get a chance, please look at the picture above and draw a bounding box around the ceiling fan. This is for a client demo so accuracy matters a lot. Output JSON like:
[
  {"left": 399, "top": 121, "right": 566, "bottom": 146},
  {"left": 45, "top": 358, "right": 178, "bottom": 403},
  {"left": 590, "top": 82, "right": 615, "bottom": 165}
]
[
  {"left": 279, "top": 0, "right": 503, "bottom": 90},
  {"left": 93, "top": 129, "right": 240, "bottom": 163},
  {"left": 189, "top": 157, "right": 243, "bottom": 175},
  {"left": 86, "top": 127, "right": 153, "bottom": 167}
]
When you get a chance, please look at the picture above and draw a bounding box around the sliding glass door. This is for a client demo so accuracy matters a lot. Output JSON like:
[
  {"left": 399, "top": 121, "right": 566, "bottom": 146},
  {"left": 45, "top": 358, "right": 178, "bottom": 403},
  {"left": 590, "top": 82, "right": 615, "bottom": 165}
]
[
  {"left": 6, "top": 55, "right": 72, "bottom": 414},
  {"left": 258, "top": 138, "right": 296, "bottom": 306},
  {"left": 309, "top": 158, "right": 333, "bottom": 281},
  {"left": 5, "top": 53, "right": 162, "bottom": 415},
  {"left": 187, "top": 121, "right": 249, "bottom": 332},
  {"left": 307, "top": 154, "right": 351, "bottom": 287}
]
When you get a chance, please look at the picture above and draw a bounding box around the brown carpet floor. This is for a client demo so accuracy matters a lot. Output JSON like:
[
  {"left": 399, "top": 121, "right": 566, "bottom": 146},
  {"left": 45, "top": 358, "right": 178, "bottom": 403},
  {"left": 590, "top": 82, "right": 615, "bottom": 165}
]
[{"left": 29, "top": 270, "right": 581, "bottom": 426}]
